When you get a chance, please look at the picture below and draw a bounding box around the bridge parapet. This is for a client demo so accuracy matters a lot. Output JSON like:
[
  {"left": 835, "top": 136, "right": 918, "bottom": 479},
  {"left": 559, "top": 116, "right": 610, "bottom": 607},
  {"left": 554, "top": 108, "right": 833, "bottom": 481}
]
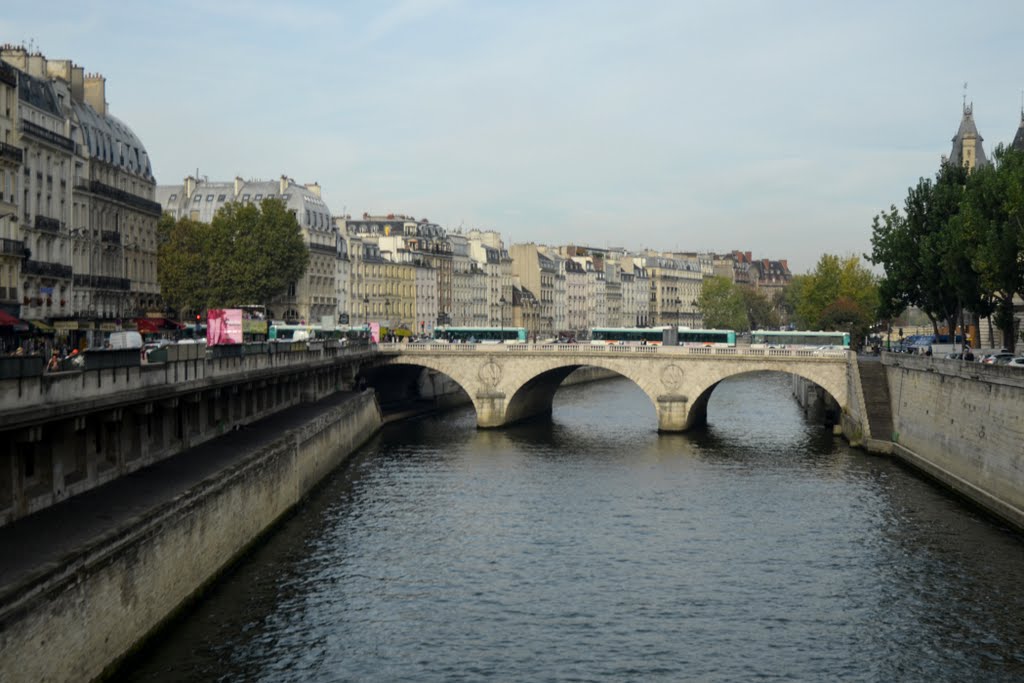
[
  {"left": 0, "top": 345, "right": 375, "bottom": 430},
  {"left": 379, "top": 341, "right": 850, "bottom": 360}
]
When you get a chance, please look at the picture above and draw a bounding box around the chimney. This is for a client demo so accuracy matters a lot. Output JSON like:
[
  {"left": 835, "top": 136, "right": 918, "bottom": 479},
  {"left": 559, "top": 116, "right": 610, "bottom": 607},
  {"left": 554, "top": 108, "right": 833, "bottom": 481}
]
[
  {"left": 234, "top": 176, "right": 243, "bottom": 197},
  {"left": 0, "top": 45, "right": 28, "bottom": 71},
  {"left": 185, "top": 176, "right": 196, "bottom": 200},
  {"left": 745, "top": 251, "right": 752, "bottom": 262},
  {"left": 84, "top": 73, "right": 106, "bottom": 115},
  {"left": 70, "top": 65, "right": 84, "bottom": 102},
  {"left": 304, "top": 182, "right": 321, "bottom": 198},
  {"left": 279, "top": 175, "right": 289, "bottom": 195},
  {"left": 779, "top": 259, "right": 788, "bottom": 272}
]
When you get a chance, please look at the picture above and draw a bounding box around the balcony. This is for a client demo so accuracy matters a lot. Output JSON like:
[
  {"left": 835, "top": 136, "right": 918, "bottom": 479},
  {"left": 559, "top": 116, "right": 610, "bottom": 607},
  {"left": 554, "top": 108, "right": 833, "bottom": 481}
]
[
  {"left": 0, "top": 237, "right": 25, "bottom": 257},
  {"left": 72, "top": 273, "right": 130, "bottom": 291},
  {"left": 19, "top": 120, "right": 76, "bottom": 154},
  {"left": 34, "top": 215, "right": 62, "bottom": 233},
  {"left": 308, "top": 242, "right": 336, "bottom": 255},
  {"left": 76, "top": 180, "right": 162, "bottom": 217},
  {"left": 22, "top": 260, "right": 72, "bottom": 279},
  {"left": 100, "top": 230, "right": 121, "bottom": 245},
  {"left": 0, "top": 141, "right": 23, "bottom": 165}
]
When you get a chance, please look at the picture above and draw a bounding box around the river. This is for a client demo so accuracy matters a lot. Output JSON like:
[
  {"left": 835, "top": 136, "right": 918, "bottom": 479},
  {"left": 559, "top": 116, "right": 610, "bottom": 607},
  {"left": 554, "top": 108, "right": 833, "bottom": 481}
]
[{"left": 116, "top": 372, "right": 1024, "bottom": 682}]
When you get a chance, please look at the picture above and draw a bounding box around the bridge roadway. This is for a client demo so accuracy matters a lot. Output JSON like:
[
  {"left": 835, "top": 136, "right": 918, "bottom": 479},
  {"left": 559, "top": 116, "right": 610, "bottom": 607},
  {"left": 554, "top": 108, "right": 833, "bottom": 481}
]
[{"left": 374, "top": 342, "right": 851, "bottom": 431}]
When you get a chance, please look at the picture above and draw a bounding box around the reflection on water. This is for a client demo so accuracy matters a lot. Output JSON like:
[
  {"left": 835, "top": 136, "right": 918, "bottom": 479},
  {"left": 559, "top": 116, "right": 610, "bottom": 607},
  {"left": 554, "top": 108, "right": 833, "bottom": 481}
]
[{"left": 117, "top": 373, "right": 1024, "bottom": 682}]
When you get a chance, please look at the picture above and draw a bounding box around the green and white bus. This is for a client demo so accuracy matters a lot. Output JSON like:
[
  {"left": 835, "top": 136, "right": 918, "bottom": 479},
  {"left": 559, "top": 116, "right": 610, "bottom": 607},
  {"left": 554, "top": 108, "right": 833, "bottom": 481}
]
[
  {"left": 751, "top": 330, "right": 850, "bottom": 349},
  {"left": 590, "top": 326, "right": 674, "bottom": 345},
  {"left": 433, "top": 326, "right": 528, "bottom": 343},
  {"left": 677, "top": 327, "right": 736, "bottom": 347}
]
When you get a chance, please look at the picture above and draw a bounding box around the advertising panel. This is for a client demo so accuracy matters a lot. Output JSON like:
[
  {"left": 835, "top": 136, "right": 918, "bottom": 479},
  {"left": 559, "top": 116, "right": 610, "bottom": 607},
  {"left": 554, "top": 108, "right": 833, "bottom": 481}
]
[{"left": 206, "top": 309, "right": 243, "bottom": 345}]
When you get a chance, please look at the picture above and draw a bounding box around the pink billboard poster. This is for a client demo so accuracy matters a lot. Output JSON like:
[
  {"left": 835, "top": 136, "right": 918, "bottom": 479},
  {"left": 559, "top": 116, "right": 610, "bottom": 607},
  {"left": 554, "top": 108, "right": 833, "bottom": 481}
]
[
  {"left": 369, "top": 322, "right": 380, "bottom": 344},
  {"left": 206, "top": 309, "right": 243, "bottom": 345}
]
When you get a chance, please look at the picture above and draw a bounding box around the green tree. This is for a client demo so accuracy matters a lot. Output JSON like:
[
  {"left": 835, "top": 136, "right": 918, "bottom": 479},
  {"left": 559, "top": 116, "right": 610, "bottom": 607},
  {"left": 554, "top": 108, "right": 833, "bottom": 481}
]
[
  {"left": 787, "top": 254, "right": 878, "bottom": 348},
  {"left": 739, "top": 286, "right": 780, "bottom": 331},
  {"left": 697, "top": 276, "right": 748, "bottom": 331},
  {"left": 960, "top": 144, "right": 1024, "bottom": 352},
  {"left": 868, "top": 163, "right": 970, "bottom": 338},
  {"left": 158, "top": 198, "right": 309, "bottom": 314},
  {"left": 157, "top": 214, "right": 210, "bottom": 316}
]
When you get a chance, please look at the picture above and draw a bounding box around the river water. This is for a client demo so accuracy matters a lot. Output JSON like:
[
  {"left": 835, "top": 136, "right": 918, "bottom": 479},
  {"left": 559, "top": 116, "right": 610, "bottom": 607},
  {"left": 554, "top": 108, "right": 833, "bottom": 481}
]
[{"left": 117, "top": 373, "right": 1024, "bottom": 682}]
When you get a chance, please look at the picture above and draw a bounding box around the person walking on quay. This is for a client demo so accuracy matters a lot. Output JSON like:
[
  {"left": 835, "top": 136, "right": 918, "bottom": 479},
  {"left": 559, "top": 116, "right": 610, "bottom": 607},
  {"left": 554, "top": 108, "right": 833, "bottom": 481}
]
[{"left": 46, "top": 350, "right": 60, "bottom": 373}]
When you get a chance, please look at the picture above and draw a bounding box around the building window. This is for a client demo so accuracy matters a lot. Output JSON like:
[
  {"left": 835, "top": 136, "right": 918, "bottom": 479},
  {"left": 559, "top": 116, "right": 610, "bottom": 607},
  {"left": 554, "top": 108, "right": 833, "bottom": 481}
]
[
  {"left": 169, "top": 194, "right": 177, "bottom": 201},
  {"left": 254, "top": 194, "right": 263, "bottom": 201},
  {"left": 217, "top": 194, "right": 226, "bottom": 201},
  {"left": 206, "top": 194, "right": 214, "bottom": 202},
  {"left": 242, "top": 194, "right": 250, "bottom": 202}
]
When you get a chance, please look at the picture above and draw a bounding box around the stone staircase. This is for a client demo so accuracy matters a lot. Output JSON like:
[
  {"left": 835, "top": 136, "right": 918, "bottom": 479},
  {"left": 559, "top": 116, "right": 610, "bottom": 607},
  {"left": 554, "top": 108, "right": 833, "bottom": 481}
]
[{"left": 857, "top": 358, "right": 893, "bottom": 441}]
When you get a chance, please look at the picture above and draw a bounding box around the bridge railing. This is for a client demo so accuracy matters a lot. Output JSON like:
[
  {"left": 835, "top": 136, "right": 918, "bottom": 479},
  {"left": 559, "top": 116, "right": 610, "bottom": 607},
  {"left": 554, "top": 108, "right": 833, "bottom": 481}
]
[{"left": 377, "top": 342, "right": 849, "bottom": 359}]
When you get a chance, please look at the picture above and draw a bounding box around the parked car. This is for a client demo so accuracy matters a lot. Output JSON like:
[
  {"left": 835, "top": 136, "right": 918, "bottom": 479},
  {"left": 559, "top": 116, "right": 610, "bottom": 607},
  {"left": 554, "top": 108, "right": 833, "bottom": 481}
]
[
  {"left": 982, "top": 353, "right": 1015, "bottom": 365},
  {"left": 1006, "top": 357, "right": 1024, "bottom": 367}
]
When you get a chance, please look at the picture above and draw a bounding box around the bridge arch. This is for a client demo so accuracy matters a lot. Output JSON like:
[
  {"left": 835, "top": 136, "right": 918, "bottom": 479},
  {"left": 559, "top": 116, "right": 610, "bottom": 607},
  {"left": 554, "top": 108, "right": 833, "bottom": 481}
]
[{"left": 686, "top": 366, "right": 846, "bottom": 430}]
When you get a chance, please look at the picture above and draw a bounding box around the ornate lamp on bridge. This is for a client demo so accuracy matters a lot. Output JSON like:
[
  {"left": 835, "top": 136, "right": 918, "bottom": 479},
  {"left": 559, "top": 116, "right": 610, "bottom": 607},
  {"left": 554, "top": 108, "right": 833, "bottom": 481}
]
[
  {"left": 499, "top": 295, "right": 507, "bottom": 341},
  {"left": 363, "top": 296, "right": 369, "bottom": 325}
]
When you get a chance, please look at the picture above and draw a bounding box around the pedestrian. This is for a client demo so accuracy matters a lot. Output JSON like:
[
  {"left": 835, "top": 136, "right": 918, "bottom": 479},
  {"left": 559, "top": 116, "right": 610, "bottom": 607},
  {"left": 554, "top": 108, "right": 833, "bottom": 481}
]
[{"left": 46, "top": 350, "right": 60, "bottom": 373}]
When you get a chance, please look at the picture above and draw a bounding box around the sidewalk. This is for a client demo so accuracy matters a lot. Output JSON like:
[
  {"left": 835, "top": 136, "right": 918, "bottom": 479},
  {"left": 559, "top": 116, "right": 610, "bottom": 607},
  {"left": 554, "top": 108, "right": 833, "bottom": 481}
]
[{"left": 0, "top": 391, "right": 367, "bottom": 599}]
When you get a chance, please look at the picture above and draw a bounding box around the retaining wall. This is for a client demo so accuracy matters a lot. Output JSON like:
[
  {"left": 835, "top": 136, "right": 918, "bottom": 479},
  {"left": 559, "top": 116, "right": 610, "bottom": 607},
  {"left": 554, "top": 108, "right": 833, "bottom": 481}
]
[
  {"left": 0, "top": 392, "right": 382, "bottom": 683},
  {"left": 884, "top": 355, "right": 1024, "bottom": 529}
]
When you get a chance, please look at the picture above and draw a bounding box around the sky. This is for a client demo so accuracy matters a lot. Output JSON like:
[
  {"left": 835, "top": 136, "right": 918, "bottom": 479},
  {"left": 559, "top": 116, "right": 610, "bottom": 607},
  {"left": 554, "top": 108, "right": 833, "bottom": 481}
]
[{"left": 4, "top": 1, "right": 1024, "bottom": 273}]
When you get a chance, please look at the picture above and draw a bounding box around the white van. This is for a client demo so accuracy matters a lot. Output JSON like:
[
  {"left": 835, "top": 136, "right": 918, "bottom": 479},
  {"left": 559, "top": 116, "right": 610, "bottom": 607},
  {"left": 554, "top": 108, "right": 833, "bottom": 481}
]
[{"left": 108, "top": 331, "right": 143, "bottom": 349}]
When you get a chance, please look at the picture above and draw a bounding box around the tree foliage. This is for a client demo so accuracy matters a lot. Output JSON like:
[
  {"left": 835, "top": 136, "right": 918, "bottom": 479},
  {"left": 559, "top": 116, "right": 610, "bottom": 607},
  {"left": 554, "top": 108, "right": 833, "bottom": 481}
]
[
  {"left": 869, "top": 146, "right": 1024, "bottom": 352},
  {"left": 697, "top": 276, "right": 748, "bottom": 331},
  {"left": 785, "top": 254, "right": 878, "bottom": 348},
  {"left": 158, "top": 199, "right": 309, "bottom": 315}
]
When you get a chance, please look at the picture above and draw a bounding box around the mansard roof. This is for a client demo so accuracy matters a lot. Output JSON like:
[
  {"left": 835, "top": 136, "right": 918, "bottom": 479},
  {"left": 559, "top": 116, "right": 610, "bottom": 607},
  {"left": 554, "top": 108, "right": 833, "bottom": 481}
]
[
  {"left": 17, "top": 70, "right": 61, "bottom": 117},
  {"left": 73, "top": 101, "right": 154, "bottom": 180}
]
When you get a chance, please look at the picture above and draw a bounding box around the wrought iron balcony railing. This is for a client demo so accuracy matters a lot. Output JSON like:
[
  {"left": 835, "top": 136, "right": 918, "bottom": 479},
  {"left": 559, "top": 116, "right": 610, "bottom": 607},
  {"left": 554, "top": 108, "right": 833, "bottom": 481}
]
[
  {"left": 34, "top": 215, "right": 62, "bottom": 233},
  {"left": 19, "top": 120, "right": 76, "bottom": 154},
  {"left": 22, "top": 259, "right": 72, "bottom": 279},
  {"left": 0, "top": 141, "right": 23, "bottom": 165}
]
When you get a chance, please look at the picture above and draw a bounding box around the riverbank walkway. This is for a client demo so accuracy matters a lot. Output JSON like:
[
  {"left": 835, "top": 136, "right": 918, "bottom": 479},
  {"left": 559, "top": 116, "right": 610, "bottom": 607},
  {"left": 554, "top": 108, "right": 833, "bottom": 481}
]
[{"left": 0, "top": 391, "right": 369, "bottom": 606}]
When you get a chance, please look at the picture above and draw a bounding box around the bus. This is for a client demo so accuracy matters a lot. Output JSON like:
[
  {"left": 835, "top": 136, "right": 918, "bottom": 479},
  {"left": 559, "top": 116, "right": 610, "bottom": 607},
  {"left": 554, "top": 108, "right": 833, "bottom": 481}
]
[
  {"left": 590, "top": 326, "right": 674, "bottom": 345},
  {"left": 433, "top": 326, "right": 527, "bottom": 343},
  {"left": 677, "top": 327, "right": 736, "bottom": 347},
  {"left": 751, "top": 330, "right": 851, "bottom": 349}
]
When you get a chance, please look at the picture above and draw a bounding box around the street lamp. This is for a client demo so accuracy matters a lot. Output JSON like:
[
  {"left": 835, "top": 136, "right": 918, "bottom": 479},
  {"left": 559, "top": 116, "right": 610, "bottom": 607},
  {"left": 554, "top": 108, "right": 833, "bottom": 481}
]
[
  {"left": 499, "top": 295, "right": 507, "bottom": 342},
  {"left": 691, "top": 300, "right": 699, "bottom": 327},
  {"left": 384, "top": 298, "right": 391, "bottom": 339},
  {"left": 674, "top": 298, "right": 682, "bottom": 328},
  {"left": 363, "top": 295, "right": 369, "bottom": 325}
]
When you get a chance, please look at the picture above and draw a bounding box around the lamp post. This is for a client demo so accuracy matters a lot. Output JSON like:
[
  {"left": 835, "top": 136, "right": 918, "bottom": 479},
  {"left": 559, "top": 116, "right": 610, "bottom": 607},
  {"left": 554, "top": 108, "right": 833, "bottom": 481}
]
[
  {"left": 499, "top": 295, "right": 507, "bottom": 342},
  {"left": 384, "top": 298, "right": 391, "bottom": 340},
  {"left": 674, "top": 298, "right": 682, "bottom": 328},
  {"left": 363, "top": 295, "right": 369, "bottom": 325},
  {"left": 691, "top": 300, "right": 699, "bottom": 327}
]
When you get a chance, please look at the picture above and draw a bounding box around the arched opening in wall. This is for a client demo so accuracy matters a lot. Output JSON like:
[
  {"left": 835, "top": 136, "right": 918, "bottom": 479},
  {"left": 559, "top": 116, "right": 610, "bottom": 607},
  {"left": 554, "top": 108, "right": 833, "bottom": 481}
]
[
  {"left": 358, "top": 363, "right": 471, "bottom": 415},
  {"left": 504, "top": 365, "right": 657, "bottom": 428},
  {"left": 688, "top": 370, "right": 841, "bottom": 435}
]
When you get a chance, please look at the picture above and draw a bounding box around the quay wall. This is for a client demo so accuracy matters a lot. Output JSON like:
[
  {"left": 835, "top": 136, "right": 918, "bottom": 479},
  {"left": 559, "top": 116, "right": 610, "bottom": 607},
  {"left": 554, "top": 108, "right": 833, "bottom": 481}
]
[
  {"left": 0, "top": 392, "right": 382, "bottom": 683},
  {"left": 883, "top": 355, "right": 1024, "bottom": 529}
]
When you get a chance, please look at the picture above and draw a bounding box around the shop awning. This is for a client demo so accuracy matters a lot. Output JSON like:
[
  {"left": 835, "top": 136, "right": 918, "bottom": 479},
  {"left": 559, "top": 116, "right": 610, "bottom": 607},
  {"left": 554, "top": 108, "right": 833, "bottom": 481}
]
[
  {"left": 134, "top": 317, "right": 185, "bottom": 333},
  {"left": 0, "top": 310, "right": 28, "bottom": 331},
  {"left": 27, "top": 320, "right": 55, "bottom": 333}
]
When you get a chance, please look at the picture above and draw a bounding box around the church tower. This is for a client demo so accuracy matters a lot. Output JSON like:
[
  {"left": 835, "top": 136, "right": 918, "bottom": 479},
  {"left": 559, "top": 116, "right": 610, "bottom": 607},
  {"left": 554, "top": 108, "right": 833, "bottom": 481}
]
[
  {"left": 946, "top": 102, "right": 989, "bottom": 171},
  {"left": 1011, "top": 105, "right": 1024, "bottom": 152}
]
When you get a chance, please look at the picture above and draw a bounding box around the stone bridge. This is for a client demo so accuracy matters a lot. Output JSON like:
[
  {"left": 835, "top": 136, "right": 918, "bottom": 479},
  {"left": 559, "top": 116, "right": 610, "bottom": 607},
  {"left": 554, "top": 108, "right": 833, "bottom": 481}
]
[{"left": 374, "top": 342, "right": 852, "bottom": 431}]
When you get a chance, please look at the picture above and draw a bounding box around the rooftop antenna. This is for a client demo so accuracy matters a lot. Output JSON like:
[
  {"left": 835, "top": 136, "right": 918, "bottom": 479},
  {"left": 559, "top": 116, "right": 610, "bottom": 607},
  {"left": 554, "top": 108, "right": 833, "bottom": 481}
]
[{"left": 962, "top": 81, "right": 968, "bottom": 112}]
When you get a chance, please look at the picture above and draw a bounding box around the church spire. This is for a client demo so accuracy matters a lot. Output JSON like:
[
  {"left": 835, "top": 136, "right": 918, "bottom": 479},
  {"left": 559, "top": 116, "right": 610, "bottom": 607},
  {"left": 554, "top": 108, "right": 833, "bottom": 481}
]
[
  {"left": 947, "top": 97, "right": 989, "bottom": 171},
  {"left": 1012, "top": 93, "right": 1024, "bottom": 152}
]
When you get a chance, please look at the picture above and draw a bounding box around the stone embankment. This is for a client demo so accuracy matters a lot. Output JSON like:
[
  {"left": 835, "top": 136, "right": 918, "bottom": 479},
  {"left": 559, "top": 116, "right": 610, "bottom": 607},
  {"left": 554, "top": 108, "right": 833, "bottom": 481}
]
[{"left": 0, "top": 391, "right": 382, "bottom": 683}]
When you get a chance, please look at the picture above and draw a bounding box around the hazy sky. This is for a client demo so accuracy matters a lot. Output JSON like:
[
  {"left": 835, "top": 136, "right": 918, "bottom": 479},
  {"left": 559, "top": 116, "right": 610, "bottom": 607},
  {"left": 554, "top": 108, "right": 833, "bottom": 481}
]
[{"left": 5, "top": 1, "right": 1024, "bottom": 272}]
